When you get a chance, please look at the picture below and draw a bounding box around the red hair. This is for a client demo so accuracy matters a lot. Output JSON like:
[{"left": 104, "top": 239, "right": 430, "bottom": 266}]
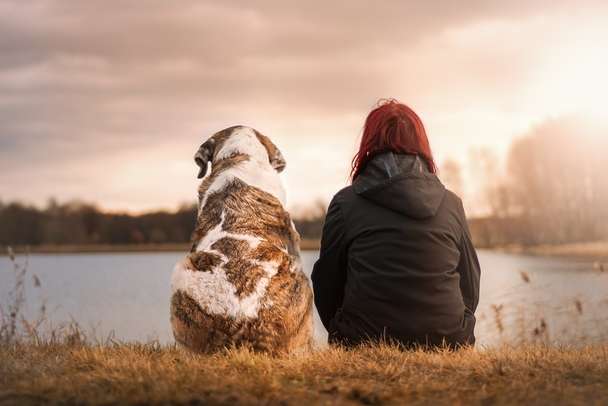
[{"left": 350, "top": 99, "right": 436, "bottom": 180}]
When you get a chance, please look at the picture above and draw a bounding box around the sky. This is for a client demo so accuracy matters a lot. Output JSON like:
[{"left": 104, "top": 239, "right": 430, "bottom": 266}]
[{"left": 1, "top": 1, "right": 607, "bottom": 215}]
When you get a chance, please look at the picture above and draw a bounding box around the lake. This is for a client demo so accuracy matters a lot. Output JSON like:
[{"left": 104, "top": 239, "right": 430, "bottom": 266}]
[{"left": 1, "top": 250, "right": 607, "bottom": 347}]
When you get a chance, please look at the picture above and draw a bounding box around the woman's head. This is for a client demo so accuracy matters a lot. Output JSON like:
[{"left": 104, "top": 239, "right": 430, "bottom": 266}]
[{"left": 350, "top": 99, "right": 436, "bottom": 180}]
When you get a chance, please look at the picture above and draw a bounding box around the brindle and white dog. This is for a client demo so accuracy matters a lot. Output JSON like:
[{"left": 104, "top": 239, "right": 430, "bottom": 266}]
[{"left": 170, "top": 125, "right": 313, "bottom": 354}]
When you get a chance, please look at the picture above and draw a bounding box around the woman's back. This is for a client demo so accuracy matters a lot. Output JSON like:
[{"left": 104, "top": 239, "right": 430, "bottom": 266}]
[{"left": 311, "top": 100, "right": 480, "bottom": 348}]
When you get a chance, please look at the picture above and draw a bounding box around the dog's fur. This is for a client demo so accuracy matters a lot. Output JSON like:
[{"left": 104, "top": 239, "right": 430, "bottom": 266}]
[{"left": 170, "top": 126, "right": 313, "bottom": 354}]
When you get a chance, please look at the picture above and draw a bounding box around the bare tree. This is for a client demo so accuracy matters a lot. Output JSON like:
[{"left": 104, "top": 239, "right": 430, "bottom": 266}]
[
  {"left": 440, "top": 158, "right": 464, "bottom": 198},
  {"left": 505, "top": 117, "right": 607, "bottom": 243}
]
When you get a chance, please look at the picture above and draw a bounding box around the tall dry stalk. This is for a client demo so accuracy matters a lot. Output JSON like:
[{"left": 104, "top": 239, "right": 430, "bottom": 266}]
[
  {"left": 0, "top": 247, "right": 27, "bottom": 344},
  {"left": 0, "top": 247, "right": 47, "bottom": 345}
]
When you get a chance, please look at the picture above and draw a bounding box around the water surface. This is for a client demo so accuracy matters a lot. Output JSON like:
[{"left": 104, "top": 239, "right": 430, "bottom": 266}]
[{"left": 1, "top": 250, "right": 606, "bottom": 347}]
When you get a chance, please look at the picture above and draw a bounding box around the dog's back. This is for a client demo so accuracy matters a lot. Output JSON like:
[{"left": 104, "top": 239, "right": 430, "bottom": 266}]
[{"left": 170, "top": 126, "right": 313, "bottom": 354}]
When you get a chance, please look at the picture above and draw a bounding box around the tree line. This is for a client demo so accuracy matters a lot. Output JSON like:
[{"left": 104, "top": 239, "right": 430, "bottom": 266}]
[
  {"left": 469, "top": 117, "right": 608, "bottom": 247},
  {"left": 1, "top": 117, "right": 605, "bottom": 249},
  {"left": 0, "top": 199, "right": 198, "bottom": 247},
  {"left": 0, "top": 199, "right": 327, "bottom": 248}
]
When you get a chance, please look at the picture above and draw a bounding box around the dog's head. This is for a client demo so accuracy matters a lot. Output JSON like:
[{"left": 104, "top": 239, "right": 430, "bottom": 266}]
[{"left": 194, "top": 126, "right": 286, "bottom": 178}]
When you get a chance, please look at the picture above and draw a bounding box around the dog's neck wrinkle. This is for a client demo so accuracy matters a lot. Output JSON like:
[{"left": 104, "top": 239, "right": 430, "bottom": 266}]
[
  {"left": 210, "top": 152, "right": 274, "bottom": 179},
  {"left": 211, "top": 153, "right": 250, "bottom": 172},
  {"left": 216, "top": 148, "right": 268, "bottom": 167}
]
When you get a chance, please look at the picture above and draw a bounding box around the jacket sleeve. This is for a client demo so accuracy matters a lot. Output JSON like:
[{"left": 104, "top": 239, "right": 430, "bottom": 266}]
[
  {"left": 456, "top": 205, "right": 481, "bottom": 314},
  {"left": 311, "top": 196, "right": 348, "bottom": 331}
]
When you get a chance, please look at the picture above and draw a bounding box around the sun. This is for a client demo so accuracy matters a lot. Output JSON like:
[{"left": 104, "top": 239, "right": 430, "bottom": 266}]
[{"left": 531, "top": 36, "right": 608, "bottom": 122}]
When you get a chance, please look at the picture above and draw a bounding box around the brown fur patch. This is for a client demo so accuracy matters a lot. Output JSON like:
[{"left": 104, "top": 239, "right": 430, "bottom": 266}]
[
  {"left": 203, "top": 126, "right": 234, "bottom": 161},
  {"left": 222, "top": 258, "right": 266, "bottom": 298},
  {"left": 197, "top": 153, "right": 249, "bottom": 207},
  {"left": 190, "top": 155, "right": 248, "bottom": 252},
  {"left": 208, "top": 237, "right": 269, "bottom": 298},
  {"left": 214, "top": 180, "right": 300, "bottom": 256},
  {"left": 189, "top": 251, "right": 223, "bottom": 271},
  {"left": 211, "top": 237, "right": 250, "bottom": 256},
  {"left": 253, "top": 129, "right": 283, "bottom": 169}
]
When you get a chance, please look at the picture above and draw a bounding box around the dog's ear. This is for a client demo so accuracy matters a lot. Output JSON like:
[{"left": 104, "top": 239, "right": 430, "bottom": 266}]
[
  {"left": 255, "top": 131, "right": 286, "bottom": 173},
  {"left": 194, "top": 137, "right": 216, "bottom": 179}
]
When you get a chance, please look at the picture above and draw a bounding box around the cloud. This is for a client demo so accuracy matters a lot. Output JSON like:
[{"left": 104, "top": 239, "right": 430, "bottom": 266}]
[{"left": 1, "top": 0, "right": 607, "bottom": 211}]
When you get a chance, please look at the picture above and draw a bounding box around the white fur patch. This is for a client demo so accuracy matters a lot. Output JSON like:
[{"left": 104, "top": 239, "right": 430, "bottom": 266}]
[
  {"left": 171, "top": 256, "right": 279, "bottom": 320},
  {"left": 198, "top": 127, "right": 286, "bottom": 214}
]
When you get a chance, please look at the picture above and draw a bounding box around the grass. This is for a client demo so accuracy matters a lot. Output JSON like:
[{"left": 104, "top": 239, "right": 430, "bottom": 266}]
[{"left": 0, "top": 342, "right": 607, "bottom": 405}]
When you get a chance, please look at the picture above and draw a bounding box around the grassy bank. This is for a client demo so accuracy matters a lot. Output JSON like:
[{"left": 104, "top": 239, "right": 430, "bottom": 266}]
[{"left": 1, "top": 343, "right": 607, "bottom": 405}]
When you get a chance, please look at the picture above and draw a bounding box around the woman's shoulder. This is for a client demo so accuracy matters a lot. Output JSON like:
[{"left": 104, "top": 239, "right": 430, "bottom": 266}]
[
  {"left": 330, "top": 185, "right": 356, "bottom": 205},
  {"left": 441, "top": 189, "right": 469, "bottom": 228},
  {"left": 443, "top": 189, "right": 464, "bottom": 210}
]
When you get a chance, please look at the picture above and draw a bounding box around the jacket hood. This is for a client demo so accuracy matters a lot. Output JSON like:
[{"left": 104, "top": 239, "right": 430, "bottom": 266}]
[{"left": 352, "top": 152, "right": 446, "bottom": 219}]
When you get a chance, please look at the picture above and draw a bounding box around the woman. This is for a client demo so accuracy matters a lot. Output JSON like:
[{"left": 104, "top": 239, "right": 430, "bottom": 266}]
[{"left": 311, "top": 99, "right": 480, "bottom": 348}]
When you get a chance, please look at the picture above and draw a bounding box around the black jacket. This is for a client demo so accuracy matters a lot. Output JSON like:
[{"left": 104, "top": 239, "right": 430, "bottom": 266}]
[{"left": 311, "top": 152, "right": 480, "bottom": 348}]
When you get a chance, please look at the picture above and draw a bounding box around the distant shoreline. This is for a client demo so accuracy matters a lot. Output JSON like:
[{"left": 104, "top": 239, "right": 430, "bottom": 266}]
[
  {"left": 495, "top": 241, "right": 608, "bottom": 261},
  {"left": 1, "top": 239, "right": 323, "bottom": 255},
  {"left": 2, "top": 240, "right": 608, "bottom": 261}
]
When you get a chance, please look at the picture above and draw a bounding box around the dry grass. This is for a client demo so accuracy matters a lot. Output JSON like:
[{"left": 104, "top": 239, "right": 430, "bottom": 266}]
[{"left": 1, "top": 342, "right": 607, "bottom": 405}]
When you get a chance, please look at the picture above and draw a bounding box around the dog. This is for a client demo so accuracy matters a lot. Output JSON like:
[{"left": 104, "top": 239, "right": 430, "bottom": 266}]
[{"left": 170, "top": 125, "right": 313, "bottom": 354}]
